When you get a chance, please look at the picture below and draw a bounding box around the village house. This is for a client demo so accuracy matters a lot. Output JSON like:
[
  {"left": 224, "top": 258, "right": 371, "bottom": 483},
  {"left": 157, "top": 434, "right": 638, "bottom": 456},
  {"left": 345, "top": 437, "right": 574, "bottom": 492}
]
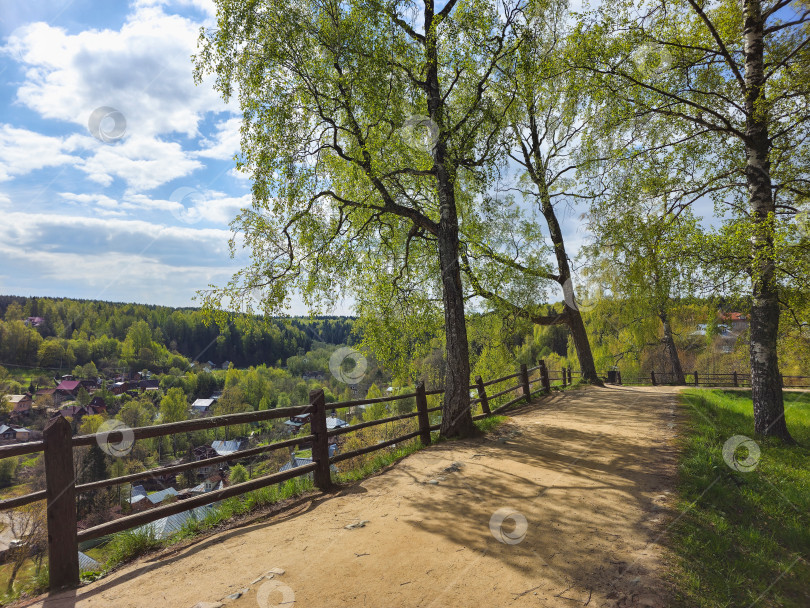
[
  {"left": 56, "top": 379, "right": 82, "bottom": 399},
  {"left": 34, "top": 387, "right": 62, "bottom": 406},
  {"left": 6, "top": 394, "right": 33, "bottom": 418},
  {"left": 0, "top": 424, "right": 31, "bottom": 442},
  {"left": 128, "top": 487, "right": 179, "bottom": 513},
  {"left": 190, "top": 398, "right": 217, "bottom": 416}
]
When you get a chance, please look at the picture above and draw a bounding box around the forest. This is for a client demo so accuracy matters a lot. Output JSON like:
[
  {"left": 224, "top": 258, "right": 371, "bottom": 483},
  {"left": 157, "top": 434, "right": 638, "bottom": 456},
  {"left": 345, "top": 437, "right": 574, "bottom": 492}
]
[{"left": 0, "top": 295, "right": 353, "bottom": 373}]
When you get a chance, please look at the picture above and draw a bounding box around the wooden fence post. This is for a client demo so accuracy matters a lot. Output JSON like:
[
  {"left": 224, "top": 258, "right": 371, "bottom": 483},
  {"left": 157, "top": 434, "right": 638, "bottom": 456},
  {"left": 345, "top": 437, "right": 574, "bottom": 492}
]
[
  {"left": 415, "top": 382, "right": 432, "bottom": 446},
  {"left": 475, "top": 376, "right": 491, "bottom": 416},
  {"left": 732, "top": 371, "right": 738, "bottom": 387},
  {"left": 43, "top": 416, "right": 79, "bottom": 591},
  {"left": 309, "top": 389, "right": 331, "bottom": 491},
  {"left": 617, "top": 370, "right": 622, "bottom": 385},
  {"left": 650, "top": 370, "right": 657, "bottom": 386},
  {"left": 694, "top": 371, "right": 699, "bottom": 386},
  {"left": 567, "top": 367, "right": 573, "bottom": 385},
  {"left": 539, "top": 360, "right": 550, "bottom": 393},
  {"left": 520, "top": 364, "right": 531, "bottom": 402},
  {"left": 561, "top": 369, "right": 567, "bottom": 387}
]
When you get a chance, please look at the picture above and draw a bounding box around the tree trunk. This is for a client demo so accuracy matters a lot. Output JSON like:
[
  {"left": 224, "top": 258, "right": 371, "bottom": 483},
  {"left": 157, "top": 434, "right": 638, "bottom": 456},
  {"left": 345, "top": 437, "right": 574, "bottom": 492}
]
[
  {"left": 7, "top": 558, "right": 22, "bottom": 592},
  {"left": 659, "top": 310, "right": 686, "bottom": 385},
  {"left": 565, "top": 307, "right": 601, "bottom": 385},
  {"left": 535, "top": 176, "right": 601, "bottom": 384},
  {"left": 423, "top": 1, "right": 472, "bottom": 438},
  {"left": 435, "top": 191, "right": 473, "bottom": 438},
  {"left": 743, "top": 0, "right": 792, "bottom": 441}
]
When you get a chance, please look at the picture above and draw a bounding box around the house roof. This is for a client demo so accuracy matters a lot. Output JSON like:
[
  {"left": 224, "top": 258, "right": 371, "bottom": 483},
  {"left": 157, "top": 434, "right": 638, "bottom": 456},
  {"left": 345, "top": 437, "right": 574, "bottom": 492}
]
[
  {"left": 279, "top": 452, "right": 338, "bottom": 473},
  {"left": 279, "top": 456, "right": 313, "bottom": 472},
  {"left": 191, "top": 398, "right": 215, "bottom": 409},
  {"left": 6, "top": 395, "right": 30, "bottom": 404},
  {"left": 78, "top": 551, "right": 101, "bottom": 573},
  {"left": 0, "top": 425, "right": 29, "bottom": 435},
  {"left": 146, "top": 487, "right": 179, "bottom": 504},
  {"left": 56, "top": 380, "right": 82, "bottom": 392},
  {"left": 135, "top": 504, "right": 218, "bottom": 540},
  {"left": 326, "top": 416, "right": 348, "bottom": 429},
  {"left": 131, "top": 484, "right": 147, "bottom": 498},
  {"left": 35, "top": 388, "right": 56, "bottom": 396},
  {"left": 211, "top": 439, "right": 245, "bottom": 456},
  {"left": 58, "top": 406, "right": 86, "bottom": 418}
]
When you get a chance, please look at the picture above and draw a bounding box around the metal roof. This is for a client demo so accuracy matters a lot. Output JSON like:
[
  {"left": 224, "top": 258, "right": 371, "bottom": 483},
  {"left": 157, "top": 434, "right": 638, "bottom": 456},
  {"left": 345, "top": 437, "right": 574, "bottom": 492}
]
[
  {"left": 211, "top": 439, "right": 245, "bottom": 456},
  {"left": 134, "top": 504, "right": 219, "bottom": 540},
  {"left": 146, "top": 487, "right": 179, "bottom": 504},
  {"left": 326, "top": 417, "right": 348, "bottom": 429},
  {"left": 279, "top": 456, "right": 313, "bottom": 472},
  {"left": 78, "top": 551, "right": 101, "bottom": 572}
]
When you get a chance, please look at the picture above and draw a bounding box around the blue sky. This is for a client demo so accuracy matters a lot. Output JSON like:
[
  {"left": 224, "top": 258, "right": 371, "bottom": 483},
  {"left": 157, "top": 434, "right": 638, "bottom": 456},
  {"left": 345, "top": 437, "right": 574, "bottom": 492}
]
[
  {"left": 0, "top": 0, "right": 256, "bottom": 309},
  {"left": 0, "top": 0, "right": 598, "bottom": 313}
]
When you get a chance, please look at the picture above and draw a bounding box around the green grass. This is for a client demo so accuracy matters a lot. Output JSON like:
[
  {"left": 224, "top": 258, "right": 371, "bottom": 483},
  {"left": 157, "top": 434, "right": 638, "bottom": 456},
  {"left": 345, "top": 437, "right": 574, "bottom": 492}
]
[
  {"left": 474, "top": 415, "right": 507, "bottom": 433},
  {"left": 671, "top": 389, "right": 810, "bottom": 607},
  {"left": 104, "top": 527, "right": 163, "bottom": 569}
]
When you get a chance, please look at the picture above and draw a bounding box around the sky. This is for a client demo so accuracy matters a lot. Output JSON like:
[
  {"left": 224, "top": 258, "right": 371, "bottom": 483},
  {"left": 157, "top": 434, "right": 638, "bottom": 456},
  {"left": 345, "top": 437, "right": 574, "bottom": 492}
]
[
  {"left": 0, "top": 0, "right": 256, "bottom": 309},
  {"left": 0, "top": 0, "right": 594, "bottom": 314}
]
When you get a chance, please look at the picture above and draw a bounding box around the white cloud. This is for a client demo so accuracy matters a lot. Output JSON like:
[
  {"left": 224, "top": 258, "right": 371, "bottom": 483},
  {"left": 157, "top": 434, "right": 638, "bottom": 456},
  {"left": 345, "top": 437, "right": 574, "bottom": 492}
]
[
  {"left": 57, "top": 188, "right": 250, "bottom": 225},
  {"left": 194, "top": 117, "right": 242, "bottom": 160},
  {"left": 1, "top": 211, "right": 238, "bottom": 265},
  {"left": 79, "top": 134, "right": 204, "bottom": 189},
  {"left": 4, "top": 7, "right": 232, "bottom": 140},
  {"left": 0, "top": 125, "right": 82, "bottom": 181}
]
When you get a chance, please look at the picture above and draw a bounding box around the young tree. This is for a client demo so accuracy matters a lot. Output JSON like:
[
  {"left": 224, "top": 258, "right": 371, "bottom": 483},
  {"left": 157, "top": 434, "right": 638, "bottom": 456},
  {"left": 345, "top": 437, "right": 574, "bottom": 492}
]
[
  {"left": 160, "top": 387, "right": 188, "bottom": 454},
  {"left": 585, "top": 160, "right": 706, "bottom": 384},
  {"left": 195, "top": 0, "right": 526, "bottom": 437},
  {"left": 465, "top": 0, "right": 602, "bottom": 383},
  {"left": 5, "top": 504, "right": 47, "bottom": 593},
  {"left": 229, "top": 463, "right": 249, "bottom": 484},
  {"left": 578, "top": 0, "right": 810, "bottom": 440}
]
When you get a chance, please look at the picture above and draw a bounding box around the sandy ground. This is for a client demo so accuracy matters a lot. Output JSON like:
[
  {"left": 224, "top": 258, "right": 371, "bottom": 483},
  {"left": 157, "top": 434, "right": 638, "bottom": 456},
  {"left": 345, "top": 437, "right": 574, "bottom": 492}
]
[{"left": 23, "top": 385, "right": 682, "bottom": 608}]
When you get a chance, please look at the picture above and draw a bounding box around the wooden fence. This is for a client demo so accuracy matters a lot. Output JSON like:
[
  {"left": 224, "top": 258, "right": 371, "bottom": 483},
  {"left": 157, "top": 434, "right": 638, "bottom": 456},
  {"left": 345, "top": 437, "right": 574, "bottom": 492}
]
[
  {"left": 617, "top": 370, "right": 810, "bottom": 388},
  {"left": 0, "top": 361, "right": 552, "bottom": 591}
]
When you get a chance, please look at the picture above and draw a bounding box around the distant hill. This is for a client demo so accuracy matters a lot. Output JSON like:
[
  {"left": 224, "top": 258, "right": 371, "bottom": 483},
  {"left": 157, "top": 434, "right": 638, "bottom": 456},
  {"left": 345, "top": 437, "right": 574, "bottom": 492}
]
[{"left": 0, "top": 294, "right": 354, "bottom": 372}]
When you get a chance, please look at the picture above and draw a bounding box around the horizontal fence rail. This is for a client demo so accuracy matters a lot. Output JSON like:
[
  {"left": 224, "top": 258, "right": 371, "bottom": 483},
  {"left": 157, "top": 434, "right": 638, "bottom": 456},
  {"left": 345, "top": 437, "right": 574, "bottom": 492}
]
[
  {"left": 0, "top": 360, "right": 550, "bottom": 591},
  {"left": 610, "top": 370, "right": 810, "bottom": 388}
]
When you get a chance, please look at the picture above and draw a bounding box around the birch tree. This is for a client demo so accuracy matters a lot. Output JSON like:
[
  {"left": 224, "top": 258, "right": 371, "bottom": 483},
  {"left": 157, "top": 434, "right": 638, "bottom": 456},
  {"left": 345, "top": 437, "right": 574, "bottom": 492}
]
[
  {"left": 577, "top": 0, "right": 810, "bottom": 441},
  {"left": 195, "top": 0, "right": 526, "bottom": 437}
]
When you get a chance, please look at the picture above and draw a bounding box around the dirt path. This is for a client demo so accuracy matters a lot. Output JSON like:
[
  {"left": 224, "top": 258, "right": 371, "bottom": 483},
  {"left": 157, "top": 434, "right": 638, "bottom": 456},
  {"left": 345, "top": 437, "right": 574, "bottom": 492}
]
[{"left": 26, "top": 385, "right": 682, "bottom": 608}]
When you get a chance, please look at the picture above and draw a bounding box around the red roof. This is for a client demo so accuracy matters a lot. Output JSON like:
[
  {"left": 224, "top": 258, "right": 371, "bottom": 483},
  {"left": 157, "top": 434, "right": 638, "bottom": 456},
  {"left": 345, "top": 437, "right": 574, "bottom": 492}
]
[
  {"left": 720, "top": 312, "right": 747, "bottom": 322},
  {"left": 56, "top": 380, "right": 82, "bottom": 392}
]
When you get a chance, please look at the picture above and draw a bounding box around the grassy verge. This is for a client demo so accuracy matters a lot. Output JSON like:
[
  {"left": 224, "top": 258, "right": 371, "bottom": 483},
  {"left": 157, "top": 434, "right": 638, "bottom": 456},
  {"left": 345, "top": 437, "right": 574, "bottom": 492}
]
[{"left": 671, "top": 389, "right": 810, "bottom": 607}]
